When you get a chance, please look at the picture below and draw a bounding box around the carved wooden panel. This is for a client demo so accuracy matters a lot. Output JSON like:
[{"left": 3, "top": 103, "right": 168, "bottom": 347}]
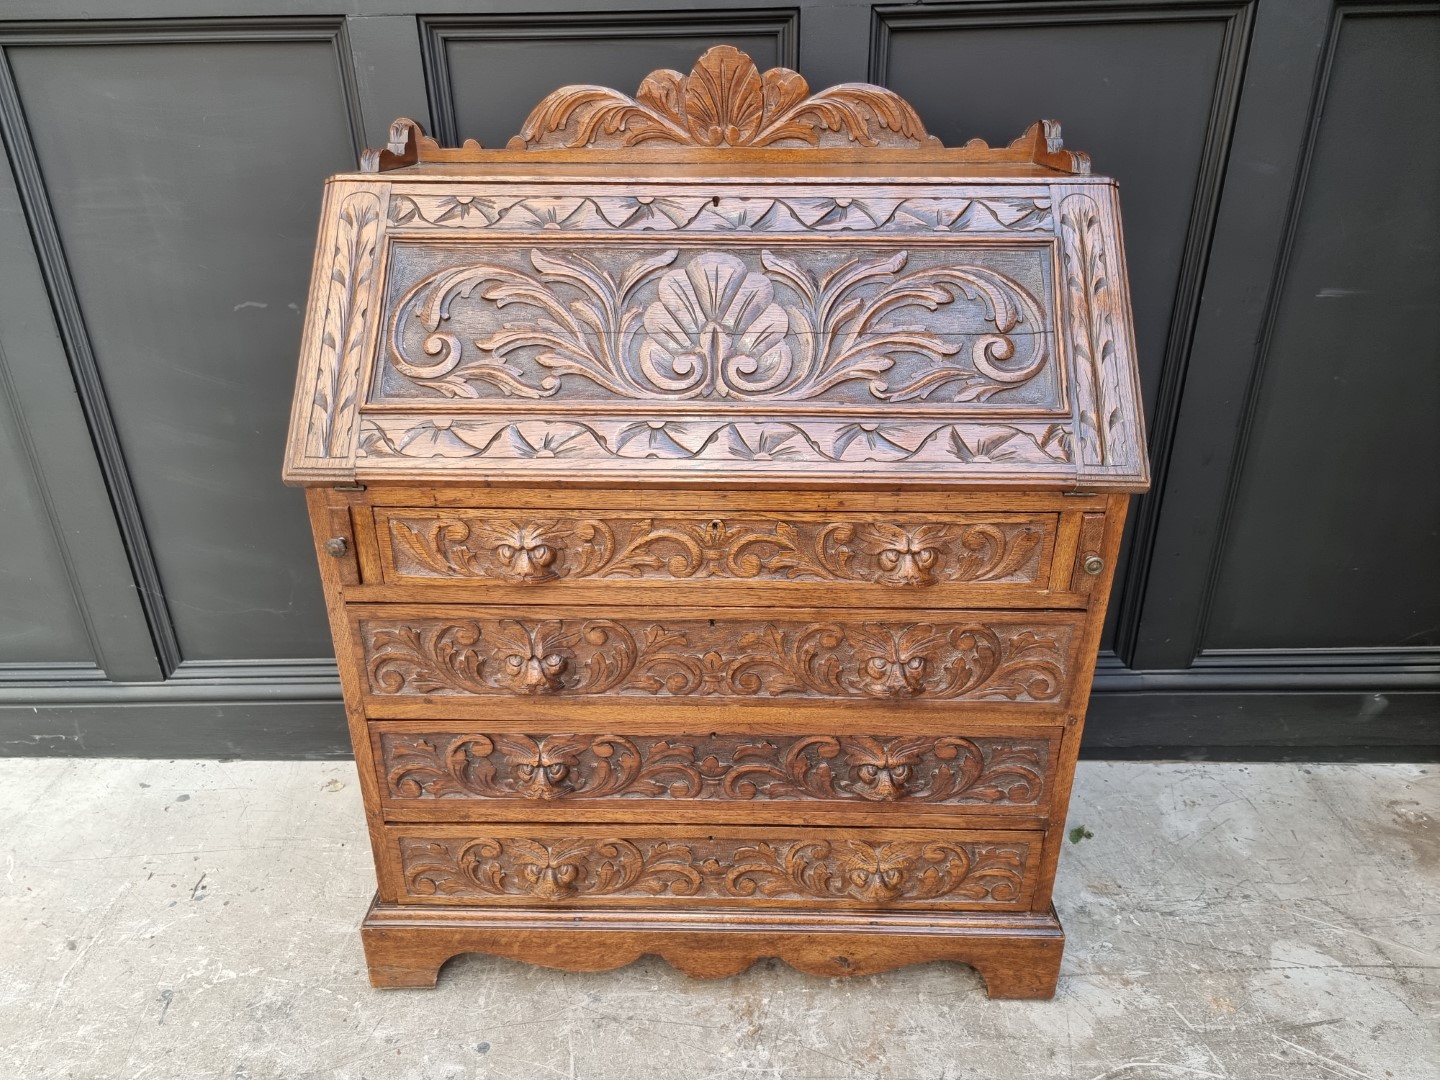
[
  {"left": 375, "top": 242, "right": 1060, "bottom": 411},
  {"left": 378, "top": 730, "right": 1053, "bottom": 808},
  {"left": 358, "top": 608, "right": 1078, "bottom": 703},
  {"left": 394, "top": 827, "right": 1037, "bottom": 909},
  {"left": 375, "top": 508, "right": 1054, "bottom": 588}
]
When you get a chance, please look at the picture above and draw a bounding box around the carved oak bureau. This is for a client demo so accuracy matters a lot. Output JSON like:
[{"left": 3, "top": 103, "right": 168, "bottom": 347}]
[{"left": 283, "top": 47, "right": 1148, "bottom": 999}]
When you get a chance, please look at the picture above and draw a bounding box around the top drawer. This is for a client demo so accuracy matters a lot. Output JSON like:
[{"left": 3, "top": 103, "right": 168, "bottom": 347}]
[{"left": 362, "top": 506, "right": 1071, "bottom": 603}]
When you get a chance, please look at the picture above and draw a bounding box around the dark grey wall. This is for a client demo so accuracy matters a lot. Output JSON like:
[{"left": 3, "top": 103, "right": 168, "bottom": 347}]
[{"left": 0, "top": 0, "right": 1435, "bottom": 760}]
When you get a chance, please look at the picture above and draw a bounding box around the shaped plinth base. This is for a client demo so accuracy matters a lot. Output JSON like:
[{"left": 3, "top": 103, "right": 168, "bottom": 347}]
[{"left": 361, "top": 898, "right": 1065, "bottom": 999}]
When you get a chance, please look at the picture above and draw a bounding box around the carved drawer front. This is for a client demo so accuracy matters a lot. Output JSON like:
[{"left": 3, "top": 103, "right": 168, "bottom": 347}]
[
  {"left": 355, "top": 605, "right": 1083, "bottom": 707},
  {"left": 370, "top": 508, "right": 1060, "bottom": 600},
  {"left": 372, "top": 724, "right": 1060, "bottom": 824},
  {"left": 387, "top": 824, "right": 1042, "bottom": 911}
]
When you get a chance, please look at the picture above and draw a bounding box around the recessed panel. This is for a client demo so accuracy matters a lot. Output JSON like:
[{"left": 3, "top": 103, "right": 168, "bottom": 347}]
[
  {"left": 0, "top": 394, "right": 90, "bottom": 665},
  {"left": 9, "top": 38, "right": 356, "bottom": 661},
  {"left": 1204, "top": 12, "right": 1440, "bottom": 650},
  {"left": 434, "top": 20, "right": 788, "bottom": 146},
  {"left": 373, "top": 239, "right": 1061, "bottom": 412}
]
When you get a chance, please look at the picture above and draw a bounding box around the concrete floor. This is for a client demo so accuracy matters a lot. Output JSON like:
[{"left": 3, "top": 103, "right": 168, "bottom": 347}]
[{"left": 0, "top": 759, "right": 1434, "bottom": 1080}]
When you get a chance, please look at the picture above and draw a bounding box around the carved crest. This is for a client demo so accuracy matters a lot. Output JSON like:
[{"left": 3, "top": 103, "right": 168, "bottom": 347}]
[{"left": 510, "top": 46, "right": 940, "bottom": 151}]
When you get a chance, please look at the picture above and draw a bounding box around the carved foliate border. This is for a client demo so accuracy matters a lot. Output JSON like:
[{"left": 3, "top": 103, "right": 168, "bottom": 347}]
[
  {"left": 286, "top": 183, "right": 385, "bottom": 478},
  {"left": 386, "top": 191, "right": 1055, "bottom": 234},
  {"left": 356, "top": 416, "right": 1075, "bottom": 475},
  {"left": 1057, "top": 188, "right": 1147, "bottom": 482}
]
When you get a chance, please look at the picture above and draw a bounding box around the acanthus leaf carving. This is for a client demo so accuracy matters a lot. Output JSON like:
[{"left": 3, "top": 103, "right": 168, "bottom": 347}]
[
  {"left": 510, "top": 46, "right": 941, "bottom": 151},
  {"left": 403, "top": 837, "right": 704, "bottom": 900},
  {"left": 383, "top": 511, "right": 1047, "bottom": 587},
  {"left": 383, "top": 246, "right": 1051, "bottom": 407},
  {"left": 399, "top": 833, "right": 1030, "bottom": 906},
  {"left": 725, "top": 840, "right": 1004, "bottom": 904},
  {"left": 383, "top": 732, "right": 1050, "bottom": 806},
  {"left": 362, "top": 613, "right": 1072, "bottom": 702}
]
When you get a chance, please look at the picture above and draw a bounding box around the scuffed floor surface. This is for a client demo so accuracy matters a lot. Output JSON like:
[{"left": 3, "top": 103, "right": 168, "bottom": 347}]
[{"left": 0, "top": 760, "right": 1435, "bottom": 1080}]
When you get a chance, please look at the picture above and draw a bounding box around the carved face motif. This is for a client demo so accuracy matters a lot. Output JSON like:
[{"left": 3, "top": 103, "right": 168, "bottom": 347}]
[
  {"left": 481, "top": 521, "right": 564, "bottom": 582},
  {"left": 508, "top": 840, "right": 586, "bottom": 899},
  {"left": 494, "top": 621, "right": 574, "bottom": 693},
  {"left": 857, "top": 524, "right": 952, "bottom": 586},
  {"left": 843, "top": 737, "right": 929, "bottom": 801},
  {"left": 834, "top": 841, "right": 915, "bottom": 902},
  {"left": 849, "top": 625, "right": 946, "bottom": 697},
  {"left": 504, "top": 651, "right": 567, "bottom": 693},
  {"left": 492, "top": 735, "right": 585, "bottom": 800}
]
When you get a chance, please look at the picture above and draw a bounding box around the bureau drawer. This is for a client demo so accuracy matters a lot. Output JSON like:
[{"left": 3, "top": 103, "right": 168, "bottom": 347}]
[
  {"left": 382, "top": 823, "right": 1042, "bottom": 912},
  {"left": 352, "top": 604, "right": 1084, "bottom": 708},
  {"left": 371, "top": 720, "right": 1062, "bottom": 826},
  {"left": 359, "top": 506, "right": 1075, "bottom": 606}
]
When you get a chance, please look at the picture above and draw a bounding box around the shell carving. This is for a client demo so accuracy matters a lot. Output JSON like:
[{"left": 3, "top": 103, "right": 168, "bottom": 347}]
[
  {"left": 642, "top": 253, "right": 793, "bottom": 396},
  {"left": 511, "top": 45, "right": 940, "bottom": 150}
]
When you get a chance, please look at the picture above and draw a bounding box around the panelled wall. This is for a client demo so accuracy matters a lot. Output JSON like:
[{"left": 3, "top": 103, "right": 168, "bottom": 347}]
[{"left": 0, "top": 0, "right": 1435, "bottom": 759}]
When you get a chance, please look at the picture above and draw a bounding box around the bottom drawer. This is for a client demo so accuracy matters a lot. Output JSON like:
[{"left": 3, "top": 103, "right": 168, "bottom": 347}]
[{"left": 383, "top": 824, "right": 1043, "bottom": 912}]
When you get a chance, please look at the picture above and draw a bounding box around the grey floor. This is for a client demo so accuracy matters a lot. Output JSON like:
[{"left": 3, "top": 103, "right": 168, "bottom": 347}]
[{"left": 0, "top": 758, "right": 1434, "bottom": 1080}]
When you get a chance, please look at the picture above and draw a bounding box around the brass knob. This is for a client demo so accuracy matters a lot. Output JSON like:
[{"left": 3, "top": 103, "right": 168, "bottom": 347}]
[
  {"left": 1082, "top": 553, "right": 1104, "bottom": 576},
  {"left": 324, "top": 536, "right": 349, "bottom": 558}
]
